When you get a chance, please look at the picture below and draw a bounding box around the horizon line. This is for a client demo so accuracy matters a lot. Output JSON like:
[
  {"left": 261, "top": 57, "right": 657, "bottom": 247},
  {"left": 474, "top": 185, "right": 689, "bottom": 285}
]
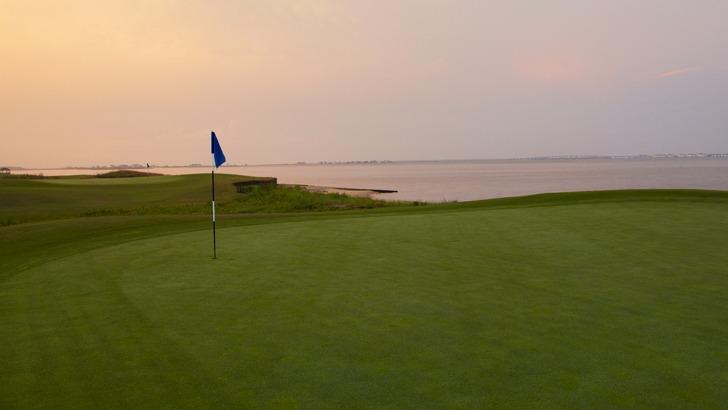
[{"left": 5, "top": 152, "right": 728, "bottom": 170}]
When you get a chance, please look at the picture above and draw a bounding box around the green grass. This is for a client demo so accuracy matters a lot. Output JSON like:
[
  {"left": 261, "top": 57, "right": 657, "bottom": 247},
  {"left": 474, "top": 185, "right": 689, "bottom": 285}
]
[
  {"left": 1, "top": 175, "right": 728, "bottom": 408},
  {"left": 0, "top": 174, "right": 397, "bottom": 225}
]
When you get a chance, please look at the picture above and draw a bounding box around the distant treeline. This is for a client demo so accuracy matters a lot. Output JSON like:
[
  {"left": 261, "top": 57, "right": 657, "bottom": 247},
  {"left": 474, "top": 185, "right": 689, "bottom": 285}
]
[{"left": 0, "top": 170, "right": 162, "bottom": 180}]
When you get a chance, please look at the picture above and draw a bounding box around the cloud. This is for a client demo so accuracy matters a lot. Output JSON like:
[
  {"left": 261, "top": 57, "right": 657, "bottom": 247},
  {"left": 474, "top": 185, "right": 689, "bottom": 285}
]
[{"left": 657, "top": 66, "right": 702, "bottom": 79}]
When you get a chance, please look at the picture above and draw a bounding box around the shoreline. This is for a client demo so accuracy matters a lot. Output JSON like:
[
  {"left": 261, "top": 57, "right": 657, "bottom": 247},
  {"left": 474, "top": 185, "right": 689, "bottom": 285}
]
[{"left": 288, "top": 184, "right": 397, "bottom": 198}]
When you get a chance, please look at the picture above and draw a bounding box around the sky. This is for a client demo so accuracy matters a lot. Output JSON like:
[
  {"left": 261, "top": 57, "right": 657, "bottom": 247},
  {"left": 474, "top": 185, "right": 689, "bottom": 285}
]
[{"left": 1, "top": 0, "right": 727, "bottom": 168}]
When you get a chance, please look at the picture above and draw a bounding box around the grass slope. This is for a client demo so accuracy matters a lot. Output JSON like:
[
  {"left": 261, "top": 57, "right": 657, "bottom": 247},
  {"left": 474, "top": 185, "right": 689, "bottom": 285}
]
[
  {"left": 0, "top": 174, "right": 396, "bottom": 225},
  {"left": 1, "top": 185, "right": 728, "bottom": 408}
]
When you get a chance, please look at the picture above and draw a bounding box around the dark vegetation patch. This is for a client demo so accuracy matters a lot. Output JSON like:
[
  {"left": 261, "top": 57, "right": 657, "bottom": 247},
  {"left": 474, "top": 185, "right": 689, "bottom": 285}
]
[
  {"left": 233, "top": 177, "right": 278, "bottom": 193},
  {"left": 224, "top": 185, "right": 391, "bottom": 212},
  {"left": 0, "top": 173, "right": 54, "bottom": 179}
]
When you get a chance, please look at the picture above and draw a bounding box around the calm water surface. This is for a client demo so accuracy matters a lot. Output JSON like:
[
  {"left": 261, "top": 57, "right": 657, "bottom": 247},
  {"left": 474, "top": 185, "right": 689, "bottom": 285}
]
[{"left": 26, "top": 158, "right": 728, "bottom": 202}]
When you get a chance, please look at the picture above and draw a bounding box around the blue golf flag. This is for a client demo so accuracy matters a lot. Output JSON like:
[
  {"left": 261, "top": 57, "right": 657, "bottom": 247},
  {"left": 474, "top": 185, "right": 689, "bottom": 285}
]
[{"left": 211, "top": 131, "right": 226, "bottom": 168}]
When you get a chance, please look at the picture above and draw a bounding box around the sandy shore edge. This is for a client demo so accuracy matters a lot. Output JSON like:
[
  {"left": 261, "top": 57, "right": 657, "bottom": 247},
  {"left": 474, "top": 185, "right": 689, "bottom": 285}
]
[{"left": 285, "top": 184, "right": 397, "bottom": 198}]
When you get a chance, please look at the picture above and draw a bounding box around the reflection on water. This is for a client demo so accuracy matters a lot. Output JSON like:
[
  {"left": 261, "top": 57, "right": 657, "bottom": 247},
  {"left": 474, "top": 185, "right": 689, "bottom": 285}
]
[{"left": 22, "top": 158, "right": 728, "bottom": 202}]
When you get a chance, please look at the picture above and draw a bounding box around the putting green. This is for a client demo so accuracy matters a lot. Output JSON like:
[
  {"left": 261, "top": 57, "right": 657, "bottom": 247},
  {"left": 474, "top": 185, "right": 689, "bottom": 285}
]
[{"left": 3, "top": 200, "right": 728, "bottom": 408}]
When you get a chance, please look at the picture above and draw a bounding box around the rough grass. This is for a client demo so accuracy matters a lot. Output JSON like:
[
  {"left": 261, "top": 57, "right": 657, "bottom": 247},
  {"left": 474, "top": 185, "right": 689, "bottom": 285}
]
[
  {"left": 76, "top": 186, "right": 393, "bottom": 217},
  {"left": 0, "top": 174, "right": 403, "bottom": 225},
  {"left": 222, "top": 185, "right": 390, "bottom": 212}
]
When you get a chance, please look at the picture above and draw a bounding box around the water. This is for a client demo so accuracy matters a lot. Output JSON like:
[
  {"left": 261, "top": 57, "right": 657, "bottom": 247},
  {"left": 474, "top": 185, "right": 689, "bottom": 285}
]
[{"left": 22, "top": 158, "right": 728, "bottom": 202}]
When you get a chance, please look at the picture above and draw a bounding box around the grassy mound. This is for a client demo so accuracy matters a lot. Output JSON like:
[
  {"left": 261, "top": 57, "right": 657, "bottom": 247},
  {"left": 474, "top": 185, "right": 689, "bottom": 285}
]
[
  {"left": 0, "top": 173, "right": 402, "bottom": 225},
  {"left": 96, "top": 169, "right": 163, "bottom": 178},
  {"left": 1, "top": 188, "right": 727, "bottom": 408}
]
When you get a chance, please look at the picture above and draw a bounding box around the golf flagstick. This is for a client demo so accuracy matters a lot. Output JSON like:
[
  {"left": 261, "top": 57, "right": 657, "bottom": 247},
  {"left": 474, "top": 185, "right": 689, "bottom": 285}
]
[
  {"left": 211, "top": 152, "right": 217, "bottom": 259},
  {"left": 210, "top": 131, "right": 226, "bottom": 259}
]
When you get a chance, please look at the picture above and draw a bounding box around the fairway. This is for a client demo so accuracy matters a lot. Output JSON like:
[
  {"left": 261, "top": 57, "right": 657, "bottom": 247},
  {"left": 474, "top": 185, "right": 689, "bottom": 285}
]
[{"left": 2, "top": 193, "right": 728, "bottom": 408}]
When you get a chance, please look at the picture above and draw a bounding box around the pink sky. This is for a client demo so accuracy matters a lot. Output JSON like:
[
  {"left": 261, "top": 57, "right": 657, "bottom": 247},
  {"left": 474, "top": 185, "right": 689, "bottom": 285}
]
[{"left": 1, "top": 0, "right": 727, "bottom": 167}]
